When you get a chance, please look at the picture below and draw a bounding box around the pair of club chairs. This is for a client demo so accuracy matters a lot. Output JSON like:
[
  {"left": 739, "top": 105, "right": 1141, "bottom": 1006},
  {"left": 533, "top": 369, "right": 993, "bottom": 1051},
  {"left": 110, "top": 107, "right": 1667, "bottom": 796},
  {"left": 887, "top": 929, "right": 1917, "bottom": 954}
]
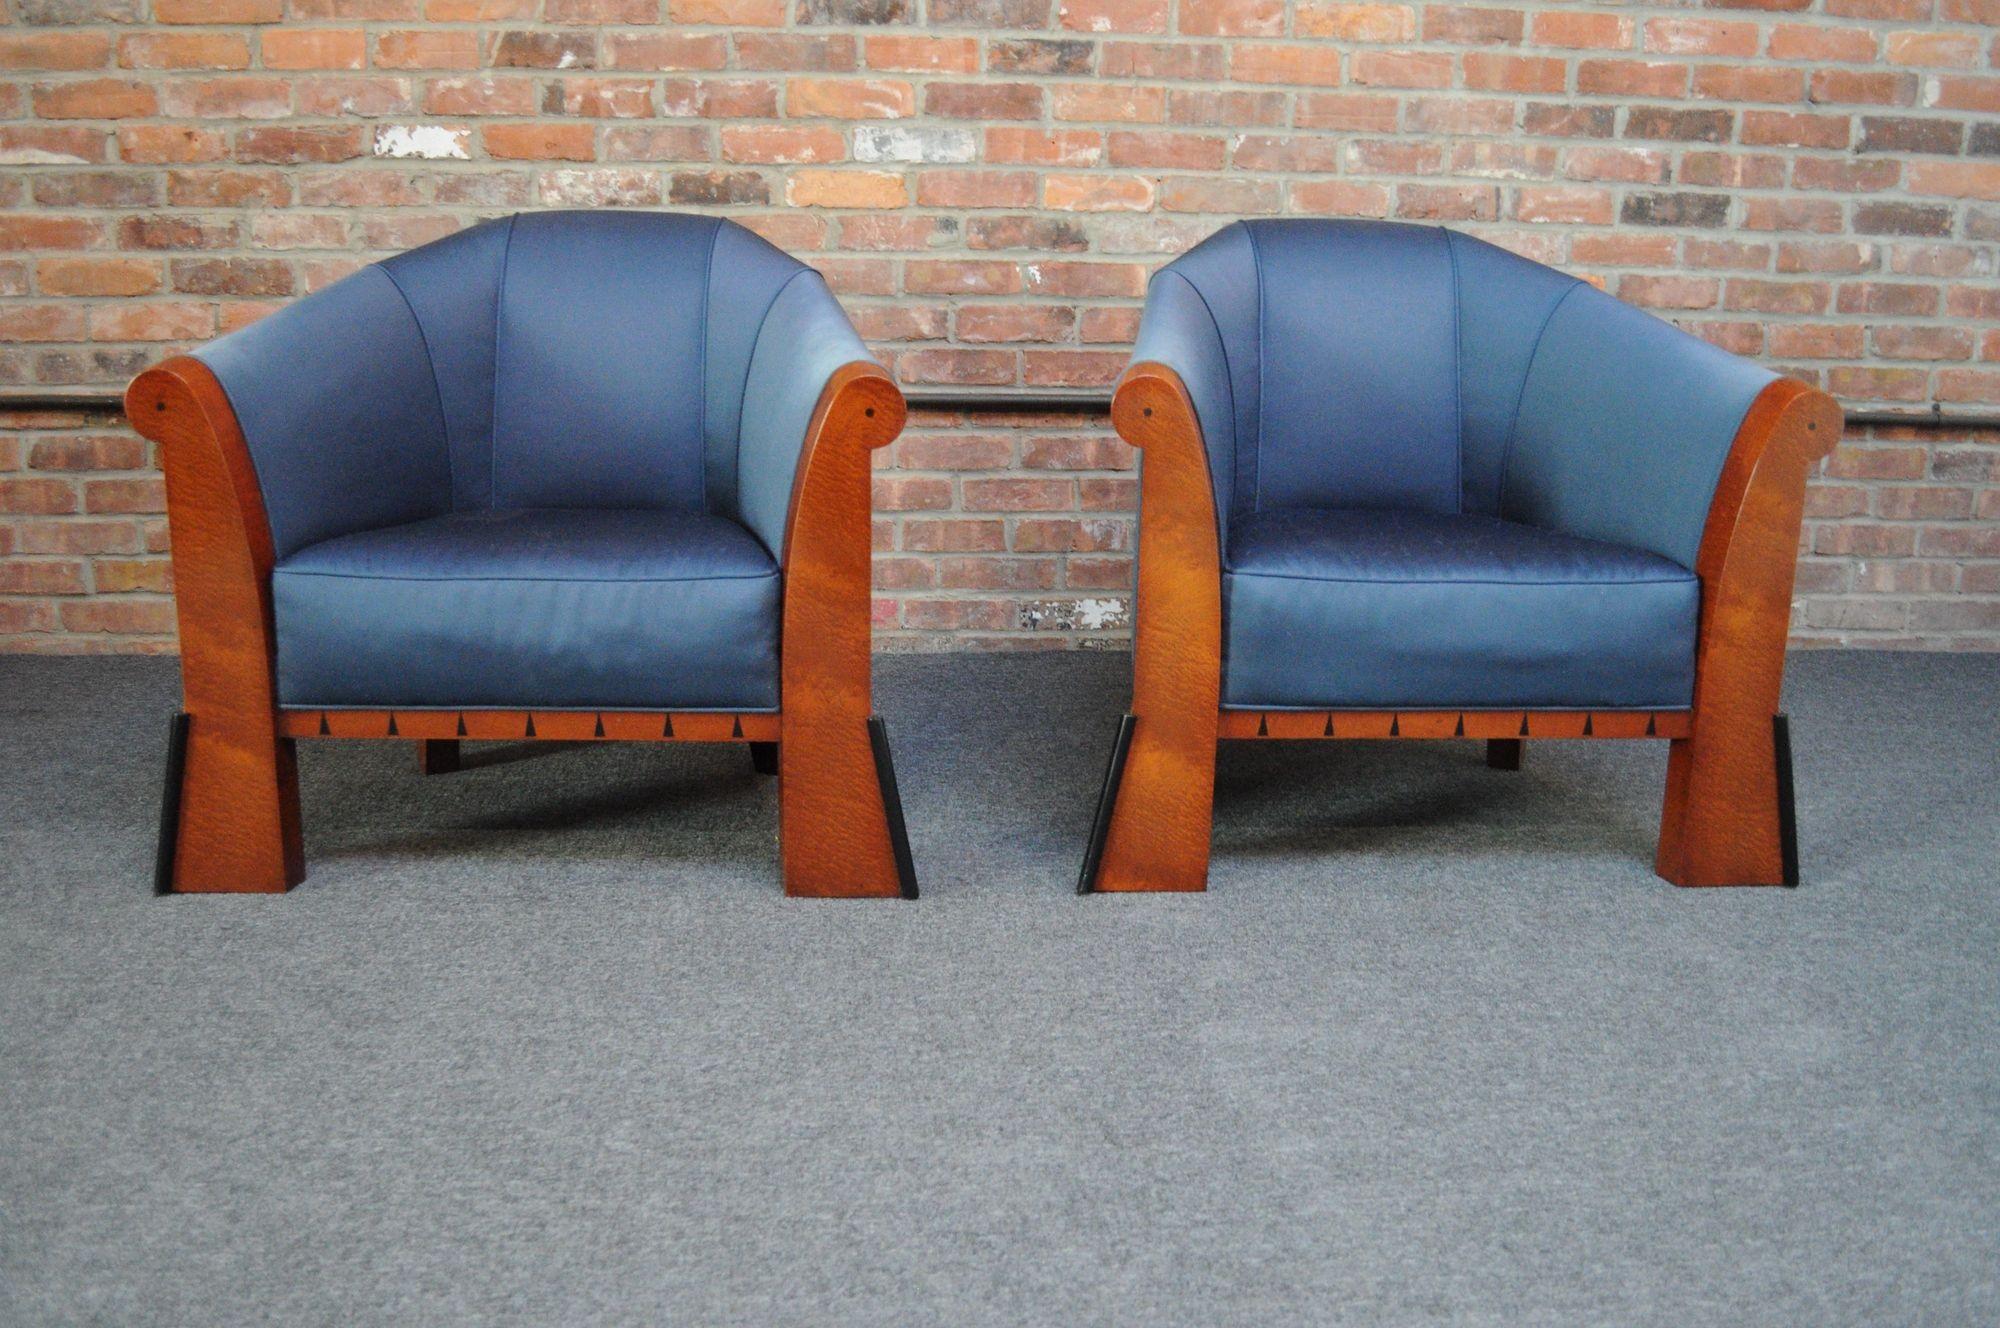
[{"left": 132, "top": 211, "right": 1839, "bottom": 899}]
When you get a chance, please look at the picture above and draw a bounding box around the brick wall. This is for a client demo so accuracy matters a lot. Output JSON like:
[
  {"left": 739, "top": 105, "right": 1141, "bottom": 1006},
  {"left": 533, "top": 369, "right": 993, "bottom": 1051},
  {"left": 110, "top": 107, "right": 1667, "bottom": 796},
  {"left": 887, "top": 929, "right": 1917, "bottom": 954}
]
[{"left": 1, "top": 0, "right": 1996, "bottom": 653}]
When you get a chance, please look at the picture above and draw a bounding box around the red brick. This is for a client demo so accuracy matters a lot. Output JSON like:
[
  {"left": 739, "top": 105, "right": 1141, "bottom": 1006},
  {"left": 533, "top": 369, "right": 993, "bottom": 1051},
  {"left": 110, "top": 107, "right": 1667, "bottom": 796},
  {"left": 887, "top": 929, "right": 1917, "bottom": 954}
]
[
  {"left": 36, "top": 258, "right": 161, "bottom": 297},
  {"left": 1296, "top": 3, "right": 1415, "bottom": 40},
  {"left": 378, "top": 31, "right": 481, "bottom": 68},
  {"left": 789, "top": 79, "right": 914, "bottom": 118},
  {"left": 1231, "top": 45, "right": 1343, "bottom": 87},
  {"left": 33, "top": 80, "right": 158, "bottom": 120},
  {"left": 1043, "top": 174, "right": 1156, "bottom": 212},
  {"left": 483, "top": 123, "right": 596, "bottom": 160},
  {"left": 1057, "top": 0, "right": 1168, "bottom": 33},
  {"left": 1179, "top": 0, "right": 1283, "bottom": 37},
  {"left": 906, "top": 260, "right": 1022, "bottom": 295},
  {"left": 262, "top": 29, "right": 366, "bottom": 69},
  {"left": 117, "top": 33, "right": 252, "bottom": 70},
  {"left": 1529, "top": 12, "right": 1631, "bottom": 49}
]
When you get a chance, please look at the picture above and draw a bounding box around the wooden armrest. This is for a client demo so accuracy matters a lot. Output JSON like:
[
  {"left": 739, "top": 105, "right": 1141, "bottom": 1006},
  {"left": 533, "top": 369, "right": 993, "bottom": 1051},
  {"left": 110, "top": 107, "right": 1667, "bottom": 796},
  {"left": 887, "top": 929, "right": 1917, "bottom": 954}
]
[
  {"left": 1688, "top": 377, "right": 1843, "bottom": 713},
  {"left": 775, "top": 360, "right": 909, "bottom": 896},
  {"left": 126, "top": 355, "right": 280, "bottom": 714},
  {"left": 1091, "top": 361, "right": 1222, "bottom": 891}
]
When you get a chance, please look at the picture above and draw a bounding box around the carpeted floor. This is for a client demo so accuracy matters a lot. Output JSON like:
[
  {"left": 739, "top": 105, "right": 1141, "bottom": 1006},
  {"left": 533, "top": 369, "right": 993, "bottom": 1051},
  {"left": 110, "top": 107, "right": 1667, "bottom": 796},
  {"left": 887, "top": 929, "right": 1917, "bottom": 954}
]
[{"left": 1, "top": 650, "right": 1995, "bottom": 1325}]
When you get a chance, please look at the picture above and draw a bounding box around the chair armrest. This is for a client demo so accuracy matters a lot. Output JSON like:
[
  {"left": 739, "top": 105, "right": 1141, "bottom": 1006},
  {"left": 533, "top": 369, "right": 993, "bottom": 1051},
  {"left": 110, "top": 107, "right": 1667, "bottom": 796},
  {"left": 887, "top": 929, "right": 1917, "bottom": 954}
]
[
  {"left": 127, "top": 355, "right": 283, "bottom": 723},
  {"left": 183, "top": 265, "right": 455, "bottom": 560},
  {"left": 772, "top": 358, "right": 906, "bottom": 897},
  {"left": 1095, "top": 361, "right": 1223, "bottom": 890},
  {"left": 1685, "top": 377, "right": 1842, "bottom": 718}
]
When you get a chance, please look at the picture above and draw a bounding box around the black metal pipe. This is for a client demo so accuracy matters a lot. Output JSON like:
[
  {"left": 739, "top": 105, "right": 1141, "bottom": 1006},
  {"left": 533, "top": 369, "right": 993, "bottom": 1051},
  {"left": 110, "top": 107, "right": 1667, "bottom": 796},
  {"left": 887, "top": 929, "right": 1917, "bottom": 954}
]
[{"left": 4, "top": 388, "right": 1997, "bottom": 431}]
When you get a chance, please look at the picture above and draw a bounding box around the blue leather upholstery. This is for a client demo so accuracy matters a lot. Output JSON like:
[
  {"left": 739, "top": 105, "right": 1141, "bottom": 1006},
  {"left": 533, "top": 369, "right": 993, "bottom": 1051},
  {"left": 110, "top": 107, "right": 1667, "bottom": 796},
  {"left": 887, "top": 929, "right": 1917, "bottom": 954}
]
[
  {"left": 1224, "top": 510, "right": 1699, "bottom": 710},
  {"left": 272, "top": 510, "right": 779, "bottom": 710},
  {"left": 1135, "top": 220, "right": 1776, "bottom": 710},
  {"left": 193, "top": 211, "right": 872, "bottom": 711}
]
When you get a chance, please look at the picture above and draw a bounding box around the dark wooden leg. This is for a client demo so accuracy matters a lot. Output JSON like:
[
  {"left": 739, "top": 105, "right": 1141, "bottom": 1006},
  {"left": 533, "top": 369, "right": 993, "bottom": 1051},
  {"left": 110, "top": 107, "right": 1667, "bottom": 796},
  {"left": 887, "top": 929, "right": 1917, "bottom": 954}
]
[
  {"left": 1485, "top": 738, "right": 1524, "bottom": 770},
  {"left": 749, "top": 740, "right": 778, "bottom": 776},
  {"left": 417, "top": 739, "right": 461, "bottom": 775}
]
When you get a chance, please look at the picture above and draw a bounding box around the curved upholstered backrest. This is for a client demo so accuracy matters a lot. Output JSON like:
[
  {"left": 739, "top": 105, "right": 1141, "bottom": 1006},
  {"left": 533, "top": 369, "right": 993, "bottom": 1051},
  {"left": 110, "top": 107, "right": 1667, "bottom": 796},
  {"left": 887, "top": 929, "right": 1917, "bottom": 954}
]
[
  {"left": 195, "top": 211, "right": 839, "bottom": 558},
  {"left": 1151, "top": 219, "right": 1777, "bottom": 568}
]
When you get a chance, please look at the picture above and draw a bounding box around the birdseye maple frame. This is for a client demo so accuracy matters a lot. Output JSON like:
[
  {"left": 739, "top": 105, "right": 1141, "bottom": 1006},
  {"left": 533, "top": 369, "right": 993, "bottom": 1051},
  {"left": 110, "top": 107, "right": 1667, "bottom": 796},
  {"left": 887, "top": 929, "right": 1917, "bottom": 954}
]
[
  {"left": 129, "top": 355, "right": 914, "bottom": 899},
  {"left": 1085, "top": 360, "right": 1843, "bottom": 893}
]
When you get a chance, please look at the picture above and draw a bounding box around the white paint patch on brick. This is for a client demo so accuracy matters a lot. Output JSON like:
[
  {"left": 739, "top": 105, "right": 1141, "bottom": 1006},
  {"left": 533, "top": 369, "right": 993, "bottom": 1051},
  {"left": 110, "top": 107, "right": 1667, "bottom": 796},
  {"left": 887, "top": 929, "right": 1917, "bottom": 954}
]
[
  {"left": 852, "top": 125, "right": 976, "bottom": 164},
  {"left": 372, "top": 125, "right": 470, "bottom": 160},
  {"left": 1073, "top": 598, "right": 1127, "bottom": 631},
  {"left": 0, "top": 147, "right": 90, "bottom": 165}
]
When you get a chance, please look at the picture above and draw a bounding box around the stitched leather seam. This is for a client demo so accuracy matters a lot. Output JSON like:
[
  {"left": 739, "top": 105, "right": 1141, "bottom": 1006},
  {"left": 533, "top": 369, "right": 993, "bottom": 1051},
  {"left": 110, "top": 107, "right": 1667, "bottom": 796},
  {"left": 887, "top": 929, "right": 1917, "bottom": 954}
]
[
  {"left": 374, "top": 262, "right": 455, "bottom": 514},
  {"left": 273, "top": 568, "right": 780, "bottom": 585},
  {"left": 1226, "top": 568, "right": 1693, "bottom": 588},
  {"left": 301, "top": 704, "right": 782, "bottom": 714},
  {"left": 1156, "top": 267, "right": 1233, "bottom": 527},
  {"left": 488, "top": 213, "right": 517, "bottom": 512},
  {"left": 698, "top": 216, "right": 721, "bottom": 512},
  {"left": 736, "top": 266, "right": 816, "bottom": 522},
  {"left": 1495, "top": 280, "right": 1582, "bottom": 516},
  {"left": 1444, "top": 229, "right": 1465, "bottom": 514},
  {"left": 1241, "top": 221, "right": 1266, "bottom": 514}
]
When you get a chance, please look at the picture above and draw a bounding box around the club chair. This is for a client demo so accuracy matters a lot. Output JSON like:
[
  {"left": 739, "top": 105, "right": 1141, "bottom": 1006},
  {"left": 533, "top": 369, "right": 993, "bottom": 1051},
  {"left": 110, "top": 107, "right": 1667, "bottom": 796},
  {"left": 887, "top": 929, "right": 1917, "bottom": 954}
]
[
  {"left": 1079, "top": 219, "right": 1841, "bottom": 893},
  {"left": 131, "top": 211, "right": 916, "bottom": 898}
]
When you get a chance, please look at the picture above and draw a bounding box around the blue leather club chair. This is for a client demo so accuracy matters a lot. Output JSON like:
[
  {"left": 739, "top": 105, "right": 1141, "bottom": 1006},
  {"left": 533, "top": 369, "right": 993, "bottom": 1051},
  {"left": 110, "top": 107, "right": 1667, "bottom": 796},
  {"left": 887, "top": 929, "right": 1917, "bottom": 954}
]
[
  {"left": 130, "top": 211, "right": 917, "bottom": 899},
  {"left": 1078, "top": 220, "right": 1841, "bottom": 894}
]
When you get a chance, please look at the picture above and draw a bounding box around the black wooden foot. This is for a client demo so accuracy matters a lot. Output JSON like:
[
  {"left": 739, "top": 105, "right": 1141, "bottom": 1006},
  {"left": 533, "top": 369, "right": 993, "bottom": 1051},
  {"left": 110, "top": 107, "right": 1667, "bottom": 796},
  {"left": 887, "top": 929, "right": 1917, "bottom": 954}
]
[
  {"left": 1485, "top": 738, "right": 1524, "bottom": 770},
  {"left": 866, "top": 716, "right": 918, "bottom": 900},
  {"left": 1774, "top": 712, "right": 1799, "bottom": 888},
  {"left": 155, "top": 711, "right": 190, "bottom": 895},
  {"left": 1077, "top": 712, "right": 1137, "bottom": 895},
  {"left": 749, "top": 740, "right": 779, "bottom": 776},
  {"left": 418, "top": 739, "right": 461, "bottom": 775}
]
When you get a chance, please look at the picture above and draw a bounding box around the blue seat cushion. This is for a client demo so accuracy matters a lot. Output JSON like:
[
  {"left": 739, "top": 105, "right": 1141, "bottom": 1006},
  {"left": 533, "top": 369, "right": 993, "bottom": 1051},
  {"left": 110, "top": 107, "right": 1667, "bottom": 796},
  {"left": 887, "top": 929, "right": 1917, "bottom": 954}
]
[
  {"left": 1222, "top": 509, "right": 1699, "bottom": 711},
  {"left": 271, "top": 509, "right": 780, "bottom": 711}
]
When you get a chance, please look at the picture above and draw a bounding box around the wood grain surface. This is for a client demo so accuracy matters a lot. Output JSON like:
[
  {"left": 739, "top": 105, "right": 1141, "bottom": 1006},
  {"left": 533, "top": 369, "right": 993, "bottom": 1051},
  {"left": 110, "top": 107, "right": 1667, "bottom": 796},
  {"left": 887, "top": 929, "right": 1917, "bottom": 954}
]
[
  {"left": 1657, "top": 379, "right": 1843, "bottom": 886},
  {"left": 1093, "top": 361, "right": 1223, "bottom": 892},
  {"left": 127, "top": 356, "right": 303, "bottom": 893},
  {"left": 776, "top": 361, "right": 910, "bottom": 898}
]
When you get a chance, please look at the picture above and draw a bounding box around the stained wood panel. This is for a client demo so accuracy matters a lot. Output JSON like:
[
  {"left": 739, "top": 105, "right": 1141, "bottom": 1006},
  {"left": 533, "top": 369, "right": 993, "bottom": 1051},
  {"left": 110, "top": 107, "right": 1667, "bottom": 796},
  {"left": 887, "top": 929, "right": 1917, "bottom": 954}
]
[
  {"left": 1093, "top": 362, "right": 1223, "bottom": 893},
  {"left": 777, "top": 361, "right": 910, "bottom": 898},
  {"left": 127, "top": 357, "right": 302, "bottom": 893},
  {"left": 1217, "top": 709, "right": 1695, "bottom": 740},
  {"left": 1658, "top": 378, "right": 1843, "bottom": 885},
  {"left": 278, "top": 709, "right": 782, "bottom": 743}
]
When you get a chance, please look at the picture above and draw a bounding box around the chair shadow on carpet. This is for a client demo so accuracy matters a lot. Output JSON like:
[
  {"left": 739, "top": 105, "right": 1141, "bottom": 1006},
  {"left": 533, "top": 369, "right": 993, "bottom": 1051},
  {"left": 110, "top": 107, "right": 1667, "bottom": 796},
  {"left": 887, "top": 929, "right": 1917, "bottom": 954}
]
[
  {"left": 291, "top": 739, "right": 780, "bottom": 877},
  {"left": 1211, "top": 738, "right": 1662, "bottom": 867}
]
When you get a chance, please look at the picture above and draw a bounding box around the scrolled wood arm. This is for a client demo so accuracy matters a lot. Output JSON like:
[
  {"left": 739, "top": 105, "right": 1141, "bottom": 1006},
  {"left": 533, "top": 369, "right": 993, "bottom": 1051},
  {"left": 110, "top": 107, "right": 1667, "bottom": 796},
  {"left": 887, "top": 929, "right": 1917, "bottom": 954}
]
[
  {"left": 1093, "top": 360, "right": 1223, "bottom": 891},
  {"left": 127, "top": 355, "right": 302, "bottom": 890},
  {"left": 777, "top": 360, "right": 910, "bottom": 896},
  {"left": 1658, "top": 377, "right": 1843, "bottom": 884}
]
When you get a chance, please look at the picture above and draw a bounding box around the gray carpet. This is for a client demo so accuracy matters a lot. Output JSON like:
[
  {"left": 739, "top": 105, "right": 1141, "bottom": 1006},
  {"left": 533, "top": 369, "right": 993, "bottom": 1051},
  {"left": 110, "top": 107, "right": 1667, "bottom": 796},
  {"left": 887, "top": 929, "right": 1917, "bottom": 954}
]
[{"left": 1, "top": 650, "right": 1995, "bottom": 1325}]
